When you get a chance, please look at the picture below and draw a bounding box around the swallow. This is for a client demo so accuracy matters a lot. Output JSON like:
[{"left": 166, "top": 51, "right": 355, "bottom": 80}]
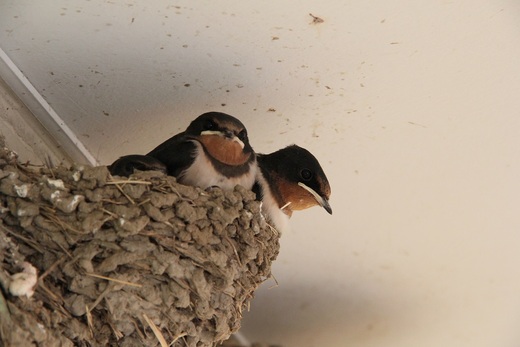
[
  {"left": 109, "top": 112, "right": 257, "bottom": 190},
  {"left": 253, "top": 144, "right": 332, "bottom": 233}
]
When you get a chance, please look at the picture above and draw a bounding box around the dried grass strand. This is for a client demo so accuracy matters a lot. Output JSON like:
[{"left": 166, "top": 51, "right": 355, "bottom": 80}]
[
  {"left": 85, "top": 273, "right": 142, "bottom": 288},
  {"left": 143, "top": 313, "right": 168, "bottom": 347}
]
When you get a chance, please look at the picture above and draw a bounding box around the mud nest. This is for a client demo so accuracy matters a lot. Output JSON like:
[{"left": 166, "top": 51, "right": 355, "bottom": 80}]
[{"left": 0, "top": 140, "right": 280, "bottom": 347}]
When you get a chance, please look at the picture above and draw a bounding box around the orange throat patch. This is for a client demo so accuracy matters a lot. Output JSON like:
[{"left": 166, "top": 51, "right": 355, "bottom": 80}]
[
  {"left": 199, "top": 135, "right": 251, "bottom": 166},
  {"left": 278, "top": 178, "right": 320, "bottom": 212}
]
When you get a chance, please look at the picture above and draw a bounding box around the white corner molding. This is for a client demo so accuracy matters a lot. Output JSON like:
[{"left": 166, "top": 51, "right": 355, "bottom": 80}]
[
  {"left": 232, "top": 332, "right": 251, "bottom": 346},
  {"left": 0, "top": 47, "right": 99, "bottom": 166}
]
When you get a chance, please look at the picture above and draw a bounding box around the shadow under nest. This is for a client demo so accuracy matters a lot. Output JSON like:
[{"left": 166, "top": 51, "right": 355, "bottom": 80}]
[{"left": 0, "top": 140, "right": 280, "bottom": 347}]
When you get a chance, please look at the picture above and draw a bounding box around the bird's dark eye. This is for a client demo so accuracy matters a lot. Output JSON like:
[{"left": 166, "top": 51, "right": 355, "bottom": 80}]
[
  {"left": 237, "top": 130, "right": 247, "bottom": 142},
  {"left": 203, "top": 120, "right": 216, "bottom": 130},
  {"left": 300, "top": 168, "right": 313, "bottom": 181}
]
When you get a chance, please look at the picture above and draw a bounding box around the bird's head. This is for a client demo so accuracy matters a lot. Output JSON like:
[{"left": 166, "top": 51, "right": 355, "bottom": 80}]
[
  {"left": 186, "top": 112, "right": 254, "bottom": 166},
  {"left": 258, "top": 145, "right": 331, "bottom": 216}
]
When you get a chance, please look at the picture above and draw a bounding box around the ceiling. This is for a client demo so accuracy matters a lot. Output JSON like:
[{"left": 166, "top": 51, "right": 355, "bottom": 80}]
[{"left": 1, "top": 1, "right": 520, "bottom": 346}]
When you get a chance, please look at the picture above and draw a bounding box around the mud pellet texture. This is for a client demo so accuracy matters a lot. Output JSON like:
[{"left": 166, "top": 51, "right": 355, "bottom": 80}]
[{"left": 0, "top": 139, "right": 280, "bottom": 347}]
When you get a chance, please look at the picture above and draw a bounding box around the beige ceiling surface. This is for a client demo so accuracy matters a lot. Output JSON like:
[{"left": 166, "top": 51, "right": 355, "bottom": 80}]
[{"left": 1, "top": 1, "right": 520, "bottom": 346}]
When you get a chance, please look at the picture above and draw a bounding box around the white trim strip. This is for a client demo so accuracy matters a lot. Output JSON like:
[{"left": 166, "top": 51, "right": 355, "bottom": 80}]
[
  {"left": 233, "top": 332, "right": 251, "bottom": 346},
  {"left": 0, "top": 47, "right": 98, "bottom": 165}
]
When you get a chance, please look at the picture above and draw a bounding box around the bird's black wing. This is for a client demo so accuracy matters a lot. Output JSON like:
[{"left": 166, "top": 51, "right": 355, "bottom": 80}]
[
  {"left": 147, "top": 132, "right": 197, "bottom": 178},
  {"left": 109, "top": 154, "right": 168, "bottom": 177}
]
